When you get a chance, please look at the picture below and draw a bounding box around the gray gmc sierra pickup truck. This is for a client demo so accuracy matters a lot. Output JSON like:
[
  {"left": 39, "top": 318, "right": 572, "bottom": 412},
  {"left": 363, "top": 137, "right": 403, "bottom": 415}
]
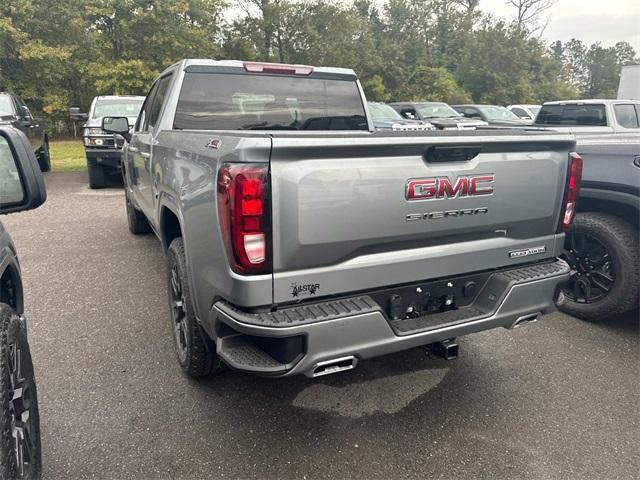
[{"left": 103, "top": 59, "right": 580, "bottom": 380}]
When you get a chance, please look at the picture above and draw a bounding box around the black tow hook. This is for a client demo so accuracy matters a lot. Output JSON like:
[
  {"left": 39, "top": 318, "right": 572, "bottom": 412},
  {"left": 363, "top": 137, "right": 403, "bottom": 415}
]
[{"left": 427, "top": 339, "right": 459, "bottom": 360}]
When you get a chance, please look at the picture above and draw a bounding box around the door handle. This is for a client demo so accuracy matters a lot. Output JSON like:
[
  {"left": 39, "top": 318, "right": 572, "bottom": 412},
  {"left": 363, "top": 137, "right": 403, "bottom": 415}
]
[
  {"left": 424, "top": 145, "right": 482, "bottom": 163},
  {"left": 128, "top": 146, "right": 139, "bottom": 153}
]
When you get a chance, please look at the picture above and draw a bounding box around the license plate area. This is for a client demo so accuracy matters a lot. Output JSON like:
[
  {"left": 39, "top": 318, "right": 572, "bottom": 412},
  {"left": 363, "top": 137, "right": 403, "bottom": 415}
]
[{"left": 368, "top": 272, "right": 492, "bottom": 321}]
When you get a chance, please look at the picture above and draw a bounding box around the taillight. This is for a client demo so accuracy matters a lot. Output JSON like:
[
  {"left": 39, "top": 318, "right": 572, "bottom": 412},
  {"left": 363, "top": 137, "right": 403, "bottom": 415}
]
[
  {"left": 559, "top": 152, "right": 583, "bottom": 233},
  {"left": 217, "top": 163, "right": 270, "bottom": 274}
]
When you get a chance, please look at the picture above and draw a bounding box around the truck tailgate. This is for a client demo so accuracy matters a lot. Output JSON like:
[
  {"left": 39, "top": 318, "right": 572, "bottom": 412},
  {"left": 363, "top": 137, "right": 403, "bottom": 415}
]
[{"left": 270, "top": 132, "right": 575, "bottom": 303}]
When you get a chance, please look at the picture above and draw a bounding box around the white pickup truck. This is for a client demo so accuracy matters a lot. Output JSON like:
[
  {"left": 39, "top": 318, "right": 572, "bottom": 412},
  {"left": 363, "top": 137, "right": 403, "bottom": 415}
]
[{"left": 535, "top": 99, "right": 640, "bottom": 135}]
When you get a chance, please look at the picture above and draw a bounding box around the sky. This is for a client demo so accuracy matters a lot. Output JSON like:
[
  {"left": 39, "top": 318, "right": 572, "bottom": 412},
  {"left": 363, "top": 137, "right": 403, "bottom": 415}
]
[{"left": 480, "top": 0, "right": 640, "bottom": 51}]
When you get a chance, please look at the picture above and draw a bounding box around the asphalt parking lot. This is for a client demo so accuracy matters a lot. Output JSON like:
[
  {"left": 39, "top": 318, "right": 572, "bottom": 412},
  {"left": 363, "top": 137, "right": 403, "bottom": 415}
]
[{"left": 3, "top": 172, "right": 639, "bottom": 479}]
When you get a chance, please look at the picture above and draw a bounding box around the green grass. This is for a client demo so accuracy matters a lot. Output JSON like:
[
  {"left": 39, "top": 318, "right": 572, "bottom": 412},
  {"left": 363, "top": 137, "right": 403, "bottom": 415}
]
[{"left": 50, "top": 140, "right": 86, "bottom": 172}]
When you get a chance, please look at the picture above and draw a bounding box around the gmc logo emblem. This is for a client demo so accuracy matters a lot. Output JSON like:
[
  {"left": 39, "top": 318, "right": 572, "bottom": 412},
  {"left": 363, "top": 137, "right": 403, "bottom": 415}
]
[{"left": 406, "top": 174, "right": 495, "bottom": 200}]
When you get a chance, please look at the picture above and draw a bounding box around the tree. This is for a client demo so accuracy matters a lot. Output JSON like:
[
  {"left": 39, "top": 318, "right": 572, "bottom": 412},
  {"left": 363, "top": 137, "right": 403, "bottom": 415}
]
[
  {"left": 395, "top": 66, "right": 472, "bottom": 103},
  {"left": 552, "top": 39, "right": 637, "bottom": 98},
  {"left": 506, "top": 0, "right": 557, "bottom": 36},
  {"left": 362, "top": 75, "right": 390, "bottom": 102}
]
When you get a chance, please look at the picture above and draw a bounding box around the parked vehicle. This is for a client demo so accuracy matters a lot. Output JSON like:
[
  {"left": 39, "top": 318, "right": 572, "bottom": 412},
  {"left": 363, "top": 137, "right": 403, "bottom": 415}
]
[
  {"left": 368, "top": 102, "right": 435, "bottom": 131},
  {"left": 69, "top": 95, "right": 145, "bottom": 188},
  {"left": 558, "top": 134, "right": 639, "bottom": 321},
  {"left": 103, "top": 59, "right": 578, "bottom": 380},
  {"left": 534, "top": 100, "right": 640, "bottom": 135},
  {"left": 0, "top": 126, "right": 47, "bottom": 479},
  {"left": 0, "top": 93, "right": 50, "bottom": 172},
  {"left": 452, "top": 104, "right": 530, "bottom": 126},
  {"left": 389, "top": 102, "right": 488, "bottom": 129},
  {"left": 507, "top": 104, "right": 541, "bottom": 121},
  {"left": 618, "top": 65, "right": 640, "bottom": 100}
]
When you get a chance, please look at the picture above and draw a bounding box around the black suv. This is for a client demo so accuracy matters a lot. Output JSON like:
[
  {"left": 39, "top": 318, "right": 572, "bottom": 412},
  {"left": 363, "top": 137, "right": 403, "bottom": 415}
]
[
  {"left": 0, "top": 125, "right": 47, "bottom": 478},
  {"left": 0, "top": 93, "right": 50, "bottom": 172}
]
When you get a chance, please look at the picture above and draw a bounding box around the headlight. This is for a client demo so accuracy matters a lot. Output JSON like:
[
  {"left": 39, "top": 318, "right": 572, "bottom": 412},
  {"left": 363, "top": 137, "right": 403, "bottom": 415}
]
[
  {"left": 84, "top": 137, "right": 105, "bottom": 146},
  {"left": 86, "top": 128, "right": 105, "bottom": 135}
]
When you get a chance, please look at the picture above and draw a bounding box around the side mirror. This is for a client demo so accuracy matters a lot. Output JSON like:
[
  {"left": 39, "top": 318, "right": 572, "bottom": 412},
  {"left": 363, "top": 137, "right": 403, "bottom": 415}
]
[
  {"left": 19, "top": 106, "right": 32, "bottom": 127},
  {"left": 102, "top": 116, "right": 131, "bottom": 142},
  {"left": 0, "top": 127, "right": 47, "bottom": 215},
  {"left": 69, "top": 107, "right": 88, "bottom": 122}
]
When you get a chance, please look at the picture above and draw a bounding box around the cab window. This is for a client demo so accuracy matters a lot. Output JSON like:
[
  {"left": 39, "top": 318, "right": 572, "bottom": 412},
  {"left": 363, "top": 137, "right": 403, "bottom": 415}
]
[{"left": 614, "top": 104, "right": 639, "bottom": 129}]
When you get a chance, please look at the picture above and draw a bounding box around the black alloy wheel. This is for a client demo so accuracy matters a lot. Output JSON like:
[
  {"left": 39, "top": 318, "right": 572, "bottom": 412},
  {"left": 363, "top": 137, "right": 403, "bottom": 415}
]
[
  {"left": 562, "top": 231, "right": 615, "bottom": 304},
  {"left": 0, "top": 304, "right": 41, "bottom": 479},
  {"left": 169, "top": 263, "right": 188, "bottom": 364}
]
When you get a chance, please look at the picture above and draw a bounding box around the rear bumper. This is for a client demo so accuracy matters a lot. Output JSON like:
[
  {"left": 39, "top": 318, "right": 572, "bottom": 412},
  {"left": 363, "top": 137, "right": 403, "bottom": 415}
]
[
  {"left": 85, "top": 148, "right": 122, "bottom": 169},
  {"left": 208, "top": 260, "right": 570, "bottom": 378}
]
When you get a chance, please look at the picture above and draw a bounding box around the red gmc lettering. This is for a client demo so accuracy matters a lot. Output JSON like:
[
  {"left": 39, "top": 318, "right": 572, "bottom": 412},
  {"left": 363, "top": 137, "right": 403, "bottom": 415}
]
[
  {"left": 407, "top": 179, "right": 437, "bottom": 199},
  {"left": 407, "top": 174, "right": 494, "bottom": 200},
  {"left": 437, "top": 177, "right": 469, "bottom": 198},
  {"left": 469, "top": 175, "right": 495, "bottom": 195}
]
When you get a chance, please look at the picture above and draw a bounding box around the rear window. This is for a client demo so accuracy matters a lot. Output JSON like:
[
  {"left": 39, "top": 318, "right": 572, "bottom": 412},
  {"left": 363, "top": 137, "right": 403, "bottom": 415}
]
[
  {"left": 613, "top": 104, "right": 639, "bottom": 128},
  {"left": 535, "top": 104, "right": 607, "bottom": 126},
  {"left": 174, "top": 72, "right": 368, "bottom": 131}
]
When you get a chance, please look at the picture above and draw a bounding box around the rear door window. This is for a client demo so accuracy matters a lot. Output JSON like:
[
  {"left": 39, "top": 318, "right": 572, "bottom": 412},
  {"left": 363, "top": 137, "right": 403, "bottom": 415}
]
[
  {"left": 614, "top": 104, "right": 639, "bottom": 128},
  {"left": 174, "top": 72, "right": 367, "bottom": 131},
  {"left": 146, "top": 74, "right": 173, "bottom": 131},
  {"left": 135, "top": 83, "right": 159, "bottom": 132},
  {"left": 535, "top": 104, "right": 607, "bottom": 126}
]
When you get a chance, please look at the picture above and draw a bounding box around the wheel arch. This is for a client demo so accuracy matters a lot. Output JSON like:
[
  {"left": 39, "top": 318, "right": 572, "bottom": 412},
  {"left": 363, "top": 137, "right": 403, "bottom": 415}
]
[
  {"left": 577, "top": 196, "right": 639, "bottom": 228},
  {"left": 159, "top": 200, "right": 184, "bottom": 252}
]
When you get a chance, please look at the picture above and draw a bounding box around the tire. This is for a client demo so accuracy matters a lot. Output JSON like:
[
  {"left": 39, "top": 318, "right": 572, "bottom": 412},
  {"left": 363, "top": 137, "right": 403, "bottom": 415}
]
[
  {"left": 559, "top": 212, "right": 639, "bottom": 321},
  {"left": 36, "top": 141, "right": 50, "bottom": 173},
  {"left": 87, "top": 161, "right": 106, "bottom": 189},
  {"left": 167, "top": 238, "right": 221, "bottom": 378},
  {"left": 124, "top": 190, "right": 152, "bottom": 235},
  {"left": 0, "top": 304, "right": 42, "bottom": 480}
]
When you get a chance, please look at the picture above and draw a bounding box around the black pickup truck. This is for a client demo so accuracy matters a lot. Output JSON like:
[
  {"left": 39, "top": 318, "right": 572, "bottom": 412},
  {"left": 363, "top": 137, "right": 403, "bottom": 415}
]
[
  {"left": 0, "top": 92, "right": 50, "bottom": 172},
  {"left": 559, "top": 134, "right": 639, "bottom": 320},
  {"left": 0, "top": 125, "right": 46, "bottom": 478}
]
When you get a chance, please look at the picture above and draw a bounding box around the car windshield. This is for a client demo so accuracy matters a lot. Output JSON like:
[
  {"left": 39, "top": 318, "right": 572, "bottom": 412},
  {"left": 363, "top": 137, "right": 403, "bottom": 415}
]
[
  {"left": 174, "top": 72, "right": 368, "bottom": 131},
  {"left": 0, "top": 95, "right": 15, "bottom": 116},
  {"left": 535, "top": 104, "right": 607, "bottom": 126},
  {"left": 479, "top": 106, "right": 520, "bottom": 121},
  {"left": 92, "top": 99, "right": 144, "bottom": 119},
  {"left": 368, "top": 102, "right": 403, "bottom": 122},
  {"left": 416, "top": 103, "right": 460, "bottom": 118},
  {"left": 529, "top": 106, "right": 541, "bottom": 116}
]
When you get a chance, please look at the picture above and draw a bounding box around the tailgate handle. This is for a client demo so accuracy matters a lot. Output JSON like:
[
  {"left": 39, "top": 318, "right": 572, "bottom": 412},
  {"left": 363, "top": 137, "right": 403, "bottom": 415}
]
[{"left": 424, "top": 145, "right": 482, "bottom": 163}]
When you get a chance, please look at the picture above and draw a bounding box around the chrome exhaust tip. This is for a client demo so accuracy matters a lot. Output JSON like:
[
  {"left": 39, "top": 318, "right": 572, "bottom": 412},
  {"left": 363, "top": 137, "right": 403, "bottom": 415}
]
[
  {"left": 510, "top": 312, "right": 541, "bottom": 329},
  {"left": 310, "top": 356, "right": 357, "bottom": 377}
]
